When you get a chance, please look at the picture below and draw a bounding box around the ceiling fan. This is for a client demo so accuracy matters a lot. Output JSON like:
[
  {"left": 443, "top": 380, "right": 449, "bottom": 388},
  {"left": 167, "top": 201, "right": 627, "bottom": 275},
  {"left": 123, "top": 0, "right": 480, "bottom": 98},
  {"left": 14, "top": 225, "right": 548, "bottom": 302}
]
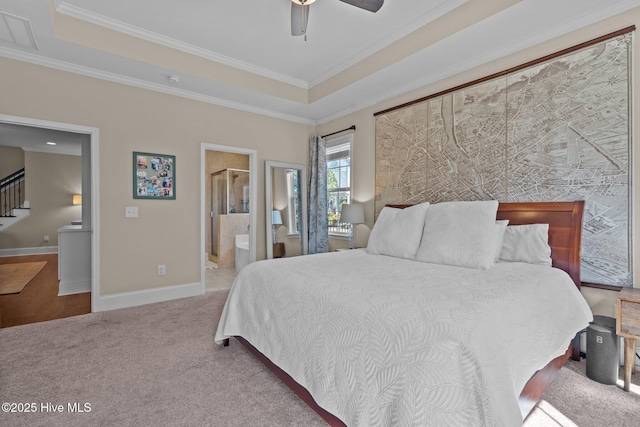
[{"left": 291, "top": 0, "right": 384, "bottom": 37}]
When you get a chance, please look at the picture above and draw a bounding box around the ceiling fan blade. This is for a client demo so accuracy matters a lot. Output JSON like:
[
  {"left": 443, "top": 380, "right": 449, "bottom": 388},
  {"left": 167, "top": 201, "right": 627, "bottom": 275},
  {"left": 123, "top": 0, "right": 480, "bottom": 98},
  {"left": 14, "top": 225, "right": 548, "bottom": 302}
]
[
  {"left": 339, "top": 0, "right": 384, "bottom": 13},
  {"left": 291, "top": 3, "right": 310, "bottom": 36}
]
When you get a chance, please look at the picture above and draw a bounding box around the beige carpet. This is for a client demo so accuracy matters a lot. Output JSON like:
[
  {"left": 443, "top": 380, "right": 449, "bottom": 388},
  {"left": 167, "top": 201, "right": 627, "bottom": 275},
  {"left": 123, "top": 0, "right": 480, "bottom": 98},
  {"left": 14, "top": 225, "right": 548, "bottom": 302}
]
[
  {"left": 525, "top": 356, "right": 640, "bottom": 426},
  {"left": 0, "top": 289, "right": 325, "bottom": 427},
  {"left": 1, "top": 289, "right": 639, "bottom": 426},
  {"left": 0, "top": 261, "right": 47, "bottom": 295}
]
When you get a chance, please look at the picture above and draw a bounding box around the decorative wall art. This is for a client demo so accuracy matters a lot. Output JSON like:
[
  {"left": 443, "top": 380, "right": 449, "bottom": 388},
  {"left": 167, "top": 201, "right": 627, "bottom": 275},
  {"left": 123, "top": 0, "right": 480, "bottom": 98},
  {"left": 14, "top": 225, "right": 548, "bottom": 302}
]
[
  {"left": 133, "top": 151, "right": 175, "bottom": 200},
  {"left": 374, "top": 29, "right": 633, "bottom": 287}
]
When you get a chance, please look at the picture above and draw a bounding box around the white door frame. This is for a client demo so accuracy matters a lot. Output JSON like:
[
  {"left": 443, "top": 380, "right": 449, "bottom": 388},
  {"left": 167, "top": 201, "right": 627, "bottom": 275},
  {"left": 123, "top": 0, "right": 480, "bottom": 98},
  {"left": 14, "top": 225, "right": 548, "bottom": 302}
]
[
  {"left": 0, "top": 114, "right": 100, "bottom": 311},
  {"left": 200, "top": 143, "right": 257, "bottom": 293}
]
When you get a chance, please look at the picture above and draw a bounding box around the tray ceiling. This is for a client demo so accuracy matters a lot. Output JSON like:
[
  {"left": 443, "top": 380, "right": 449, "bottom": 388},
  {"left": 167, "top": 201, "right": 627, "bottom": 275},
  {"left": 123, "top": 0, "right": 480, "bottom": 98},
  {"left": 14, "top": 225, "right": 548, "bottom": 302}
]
[{"left": 0, "top": 0, "right": 638, "bottom": 125}]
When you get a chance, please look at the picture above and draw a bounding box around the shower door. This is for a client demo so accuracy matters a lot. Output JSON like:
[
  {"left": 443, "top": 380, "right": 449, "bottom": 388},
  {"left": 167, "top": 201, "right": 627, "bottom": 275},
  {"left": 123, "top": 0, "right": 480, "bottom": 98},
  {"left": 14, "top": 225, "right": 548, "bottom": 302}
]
[
  {"left": 211, "top": 168, "right": 250, "bottom": 257},
  {"left": 211, "top": 172, "right": 227, "bottom": 257}
]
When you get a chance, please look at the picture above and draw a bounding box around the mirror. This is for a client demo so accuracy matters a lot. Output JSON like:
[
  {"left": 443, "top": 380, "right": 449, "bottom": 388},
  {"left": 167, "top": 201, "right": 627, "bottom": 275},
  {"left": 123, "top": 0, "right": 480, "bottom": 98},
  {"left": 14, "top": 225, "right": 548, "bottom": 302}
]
[{"left": 265, "top": 161, "right": 308, "bottom": 259}]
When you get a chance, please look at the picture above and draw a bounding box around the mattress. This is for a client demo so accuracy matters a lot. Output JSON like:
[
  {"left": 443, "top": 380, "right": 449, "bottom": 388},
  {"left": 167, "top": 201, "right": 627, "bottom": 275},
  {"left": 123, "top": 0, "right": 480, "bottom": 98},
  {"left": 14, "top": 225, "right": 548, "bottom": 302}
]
[{"left": 215, "top": 249, "right": 593, "bottom": 426}]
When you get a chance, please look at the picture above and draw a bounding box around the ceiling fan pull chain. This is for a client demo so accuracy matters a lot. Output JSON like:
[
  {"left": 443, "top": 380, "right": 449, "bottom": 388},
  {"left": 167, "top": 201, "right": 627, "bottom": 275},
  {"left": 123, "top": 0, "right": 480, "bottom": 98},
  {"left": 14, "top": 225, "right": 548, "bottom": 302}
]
[{"left": 301, "top": 5, "right": 307, "bottom": 41}]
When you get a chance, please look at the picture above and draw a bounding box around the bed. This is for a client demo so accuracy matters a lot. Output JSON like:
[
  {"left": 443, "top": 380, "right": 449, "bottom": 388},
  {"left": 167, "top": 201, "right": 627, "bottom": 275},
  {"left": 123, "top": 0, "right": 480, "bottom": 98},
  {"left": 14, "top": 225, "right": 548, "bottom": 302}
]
[{"left": 215, "top": 201, "right": 593, "bottom": 426}]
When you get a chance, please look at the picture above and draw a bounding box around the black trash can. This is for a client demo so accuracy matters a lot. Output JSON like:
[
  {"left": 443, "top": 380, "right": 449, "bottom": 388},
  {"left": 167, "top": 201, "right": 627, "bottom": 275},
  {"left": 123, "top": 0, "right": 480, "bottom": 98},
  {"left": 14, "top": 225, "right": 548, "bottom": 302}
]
[{"left": 586, "top": 315, "right": 618, "bottom": 385}]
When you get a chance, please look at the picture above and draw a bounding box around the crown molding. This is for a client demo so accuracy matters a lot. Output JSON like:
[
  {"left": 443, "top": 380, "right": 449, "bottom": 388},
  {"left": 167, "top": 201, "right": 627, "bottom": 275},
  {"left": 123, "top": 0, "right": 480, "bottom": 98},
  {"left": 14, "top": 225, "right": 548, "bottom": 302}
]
[
  {"left": 54, "top": 1, "right": 309, "bottom": 90},
  {"left": 7, "top": 1, "right": 638, "bottom": 127},
  {"left": 0, "top": 46, "right": 315, "bottom": 126}
]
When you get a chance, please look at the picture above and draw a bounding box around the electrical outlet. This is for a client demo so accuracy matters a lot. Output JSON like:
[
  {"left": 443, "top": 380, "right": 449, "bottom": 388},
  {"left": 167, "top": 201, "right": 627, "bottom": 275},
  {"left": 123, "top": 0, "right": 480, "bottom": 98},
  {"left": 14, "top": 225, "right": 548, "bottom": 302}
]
[
  {"left": 157, "top": 264, "right": 166, "bottom": 276},
  {"left": 43, "top": 235, "right": 49, "bottom": 242}
]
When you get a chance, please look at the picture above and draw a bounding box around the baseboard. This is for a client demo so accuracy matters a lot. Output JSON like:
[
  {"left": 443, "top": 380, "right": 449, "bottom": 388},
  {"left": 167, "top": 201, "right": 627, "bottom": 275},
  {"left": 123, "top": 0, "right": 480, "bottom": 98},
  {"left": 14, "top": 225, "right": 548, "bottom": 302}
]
[
  {"left": 0, "top": 246, "right": 58, "bottom": 257},
  {"left": 58, "top": 279, "right": 91, "bottom": 296},
  {"left": 93, "top": 281, "right": 203, "bottom": 312}
]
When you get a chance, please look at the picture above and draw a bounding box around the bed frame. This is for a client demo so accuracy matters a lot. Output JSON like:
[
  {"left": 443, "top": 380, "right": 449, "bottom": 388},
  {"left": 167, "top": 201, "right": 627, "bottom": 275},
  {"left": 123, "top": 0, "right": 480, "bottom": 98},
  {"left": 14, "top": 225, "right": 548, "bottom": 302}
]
[{"left": 227, "top": 200, "right": 586, "bottom": 426}]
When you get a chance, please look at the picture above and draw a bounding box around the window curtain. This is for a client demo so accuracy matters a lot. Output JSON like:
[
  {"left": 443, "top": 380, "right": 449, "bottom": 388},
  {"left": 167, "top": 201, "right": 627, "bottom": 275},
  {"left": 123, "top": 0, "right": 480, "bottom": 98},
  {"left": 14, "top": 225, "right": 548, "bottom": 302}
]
[{"left": 308, "top": 135, "right": 329, "bottom": 254}]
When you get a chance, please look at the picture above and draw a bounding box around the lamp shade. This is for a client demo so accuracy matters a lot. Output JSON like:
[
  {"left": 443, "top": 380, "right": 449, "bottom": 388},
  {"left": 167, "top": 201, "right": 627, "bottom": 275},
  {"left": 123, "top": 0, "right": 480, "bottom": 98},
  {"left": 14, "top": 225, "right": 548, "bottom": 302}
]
[
  {"left": 72, "top": 194, "right": 82, "bottom": 205},
  {"left": 272, "top": 209, "right": 283, "bottom": 225},
  {"left": 340, "top": 203, "right": 364, "bottom": 224}
]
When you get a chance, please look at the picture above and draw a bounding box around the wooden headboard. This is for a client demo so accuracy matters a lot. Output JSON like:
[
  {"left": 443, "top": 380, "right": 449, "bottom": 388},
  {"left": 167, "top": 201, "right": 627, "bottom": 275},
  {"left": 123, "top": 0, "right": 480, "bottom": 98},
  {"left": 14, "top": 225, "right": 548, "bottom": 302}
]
[
  {"left": 387, "top": 201, "right": 585, "bottom": 288},
  {"left": 496, "top": 201, "right": 584, "bottom": 288}
]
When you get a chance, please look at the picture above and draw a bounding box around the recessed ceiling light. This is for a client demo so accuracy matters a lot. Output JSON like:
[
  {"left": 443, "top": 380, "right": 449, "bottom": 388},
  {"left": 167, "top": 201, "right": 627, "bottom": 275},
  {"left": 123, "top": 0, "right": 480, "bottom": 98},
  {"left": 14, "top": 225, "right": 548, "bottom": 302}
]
[{"left": 46, "top": 142, "right": 56, "bottom": 145}]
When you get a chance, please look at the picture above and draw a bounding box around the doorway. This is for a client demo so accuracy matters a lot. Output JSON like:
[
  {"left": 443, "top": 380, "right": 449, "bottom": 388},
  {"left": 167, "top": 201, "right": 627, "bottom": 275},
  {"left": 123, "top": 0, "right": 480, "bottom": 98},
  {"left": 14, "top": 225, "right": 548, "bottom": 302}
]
[
  {"left": 200, "top": 143, "right": 257, "bottom": 293},
  {"left": 0, "top": 114, "right": 99, "bottom": 324}
]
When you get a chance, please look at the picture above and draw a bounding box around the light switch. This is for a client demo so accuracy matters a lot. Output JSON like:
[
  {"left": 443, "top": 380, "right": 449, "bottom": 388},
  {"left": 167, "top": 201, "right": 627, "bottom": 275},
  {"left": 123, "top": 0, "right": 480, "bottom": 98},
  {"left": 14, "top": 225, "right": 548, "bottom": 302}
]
[{"left": 125, "top": 206, "right": 138, "bottom": 218}]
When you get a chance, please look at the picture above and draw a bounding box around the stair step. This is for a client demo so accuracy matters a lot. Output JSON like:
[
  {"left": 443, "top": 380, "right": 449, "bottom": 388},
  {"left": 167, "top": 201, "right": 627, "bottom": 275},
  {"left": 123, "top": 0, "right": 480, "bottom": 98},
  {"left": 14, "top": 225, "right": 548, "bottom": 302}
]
[{"left": 0, "top": 202, "right": 30, "bottom": 232}]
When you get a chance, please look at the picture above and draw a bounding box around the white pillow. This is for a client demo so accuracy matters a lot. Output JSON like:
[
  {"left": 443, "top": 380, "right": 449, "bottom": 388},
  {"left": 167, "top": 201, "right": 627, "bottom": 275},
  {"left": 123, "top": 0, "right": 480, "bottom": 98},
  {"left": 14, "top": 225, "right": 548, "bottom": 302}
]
[
  {"left": 499, "top": 224, "right": 552, "bottom": 266},
  {"left": 493, "top": 220, "right": 510, "bottom": 262},
  {"left": 366, "top": 202, "right": 430, "bottom": 259},
  {"left": 414, "top": 200, "right": 499, "bottom": 269}
]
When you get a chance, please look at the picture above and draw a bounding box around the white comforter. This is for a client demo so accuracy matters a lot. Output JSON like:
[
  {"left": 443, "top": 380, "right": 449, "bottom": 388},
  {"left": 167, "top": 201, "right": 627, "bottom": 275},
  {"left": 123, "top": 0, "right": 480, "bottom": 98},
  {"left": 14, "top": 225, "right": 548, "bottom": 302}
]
[{"left": 215, "top": 249, "right": 592, "bottom": 427}]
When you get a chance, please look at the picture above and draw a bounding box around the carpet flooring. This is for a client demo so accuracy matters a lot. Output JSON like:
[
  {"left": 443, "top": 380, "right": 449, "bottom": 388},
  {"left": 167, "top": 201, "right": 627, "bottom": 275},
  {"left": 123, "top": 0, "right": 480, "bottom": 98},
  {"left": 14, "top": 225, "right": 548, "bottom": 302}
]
[
  {"left": 525, "top": 358, "right": 640, "bottom": 426},
  {"left": 1, "top": 289, "right": 639, "bottom": 426}
]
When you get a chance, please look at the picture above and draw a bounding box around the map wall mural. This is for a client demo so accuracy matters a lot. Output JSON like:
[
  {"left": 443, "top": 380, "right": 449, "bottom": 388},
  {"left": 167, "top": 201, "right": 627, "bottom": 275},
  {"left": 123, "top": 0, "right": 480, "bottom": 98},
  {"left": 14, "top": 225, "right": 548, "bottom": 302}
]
[{"left": 374, "top": 31, "right": 633, "bottom": 287}]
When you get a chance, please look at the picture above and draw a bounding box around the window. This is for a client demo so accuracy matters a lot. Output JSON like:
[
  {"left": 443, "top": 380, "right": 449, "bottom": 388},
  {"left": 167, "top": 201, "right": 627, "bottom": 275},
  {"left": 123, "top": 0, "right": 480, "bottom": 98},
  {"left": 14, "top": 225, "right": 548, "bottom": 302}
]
[{"left": 326, "top": 135, "right": 352, "bottom": 236}]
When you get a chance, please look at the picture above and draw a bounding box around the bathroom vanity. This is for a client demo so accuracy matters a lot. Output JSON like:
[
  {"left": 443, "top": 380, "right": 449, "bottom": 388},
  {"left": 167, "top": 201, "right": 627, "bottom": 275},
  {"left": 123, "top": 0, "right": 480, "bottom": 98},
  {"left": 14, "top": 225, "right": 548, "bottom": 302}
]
[{"left": 57, "top": 225, "right": 91, "bottom": 296}]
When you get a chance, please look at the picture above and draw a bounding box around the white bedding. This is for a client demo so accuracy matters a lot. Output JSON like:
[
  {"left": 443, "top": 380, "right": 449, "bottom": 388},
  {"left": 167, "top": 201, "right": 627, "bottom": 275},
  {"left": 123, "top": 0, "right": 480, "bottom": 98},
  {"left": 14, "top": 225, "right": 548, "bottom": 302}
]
[{"left": 215, "top": 249, "right": 593, "bottom": 427}]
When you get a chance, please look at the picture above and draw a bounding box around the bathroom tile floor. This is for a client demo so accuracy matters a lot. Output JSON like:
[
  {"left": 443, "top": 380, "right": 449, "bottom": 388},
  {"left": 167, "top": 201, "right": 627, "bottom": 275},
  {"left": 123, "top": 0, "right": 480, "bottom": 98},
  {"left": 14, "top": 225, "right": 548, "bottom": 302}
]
[{"left": 205, "top": 267, "right": 236, "bottom": 292}]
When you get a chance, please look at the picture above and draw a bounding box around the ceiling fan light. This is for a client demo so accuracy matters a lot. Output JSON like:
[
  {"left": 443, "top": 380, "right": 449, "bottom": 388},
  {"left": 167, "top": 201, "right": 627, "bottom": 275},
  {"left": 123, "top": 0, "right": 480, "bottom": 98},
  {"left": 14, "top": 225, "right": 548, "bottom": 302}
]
[{"left": 292, "top": 0, "right": 316, "bottom": 5}]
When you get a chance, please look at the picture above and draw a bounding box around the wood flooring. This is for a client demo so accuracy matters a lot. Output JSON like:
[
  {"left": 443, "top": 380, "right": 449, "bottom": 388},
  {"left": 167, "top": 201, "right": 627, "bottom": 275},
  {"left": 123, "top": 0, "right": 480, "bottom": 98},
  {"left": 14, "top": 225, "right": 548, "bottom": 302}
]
[{"left": 0, "top": 253, "right": 90, "bottom": 328}]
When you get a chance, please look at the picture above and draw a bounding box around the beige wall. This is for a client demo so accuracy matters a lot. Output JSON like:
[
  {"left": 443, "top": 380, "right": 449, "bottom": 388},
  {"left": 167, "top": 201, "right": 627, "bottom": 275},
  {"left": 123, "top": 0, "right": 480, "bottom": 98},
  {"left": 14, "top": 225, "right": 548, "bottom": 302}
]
[
  {"left": 0, "top": 151, "right": 82, "bottom": 249},
  {"left": 0, "top": 56, "right": 310, "bottom": 296},
  {"left": 0, "top": 147, "right": 25, "bottom": 177},
  {"left": 318, "top": 9, "right": 640, "bottom": 314}
]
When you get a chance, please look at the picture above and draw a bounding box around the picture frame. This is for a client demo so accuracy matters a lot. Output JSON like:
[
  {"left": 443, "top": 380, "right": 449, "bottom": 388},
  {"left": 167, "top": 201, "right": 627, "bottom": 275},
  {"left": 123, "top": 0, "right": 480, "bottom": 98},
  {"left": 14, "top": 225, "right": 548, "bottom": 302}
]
[{"left": 133, "top": 151, "right": 175, "bottom": 200}]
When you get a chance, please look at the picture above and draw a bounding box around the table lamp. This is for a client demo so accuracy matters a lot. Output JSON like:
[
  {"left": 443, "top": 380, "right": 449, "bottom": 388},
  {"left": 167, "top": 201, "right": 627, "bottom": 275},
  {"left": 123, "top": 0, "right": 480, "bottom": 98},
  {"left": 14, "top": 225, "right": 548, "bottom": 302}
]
[
  {"left": 272, "top": 209, "right": 283, "bottom": 243},
  {"left": 340, "top": 203, "right": 365, "bottom": 249}
]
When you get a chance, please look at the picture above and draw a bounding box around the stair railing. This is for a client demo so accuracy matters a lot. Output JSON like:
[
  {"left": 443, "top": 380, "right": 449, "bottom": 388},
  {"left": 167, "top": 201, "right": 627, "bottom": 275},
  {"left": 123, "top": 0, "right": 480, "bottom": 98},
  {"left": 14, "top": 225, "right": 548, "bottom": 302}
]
[{"left": 1, "top": 168, "right": 25, "bottom": 218}]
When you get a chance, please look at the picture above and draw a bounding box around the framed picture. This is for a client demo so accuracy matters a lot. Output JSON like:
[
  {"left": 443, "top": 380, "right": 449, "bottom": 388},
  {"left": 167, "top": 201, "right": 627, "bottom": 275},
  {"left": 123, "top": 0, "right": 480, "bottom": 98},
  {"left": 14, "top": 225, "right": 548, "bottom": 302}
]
[{"left": 133, "top": 151, "right": 175, "bottom": 199}]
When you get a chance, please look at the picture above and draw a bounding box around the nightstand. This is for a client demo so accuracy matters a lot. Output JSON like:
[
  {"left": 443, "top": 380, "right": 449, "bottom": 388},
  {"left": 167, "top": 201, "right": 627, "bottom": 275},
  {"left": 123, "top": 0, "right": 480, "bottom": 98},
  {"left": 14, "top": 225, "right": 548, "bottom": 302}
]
[
  {"left": 616, "top": 287, "right": 640, "bottom": 392},
  {"left": 273, "top": 243, "right": 285, "bottom": 258}
]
